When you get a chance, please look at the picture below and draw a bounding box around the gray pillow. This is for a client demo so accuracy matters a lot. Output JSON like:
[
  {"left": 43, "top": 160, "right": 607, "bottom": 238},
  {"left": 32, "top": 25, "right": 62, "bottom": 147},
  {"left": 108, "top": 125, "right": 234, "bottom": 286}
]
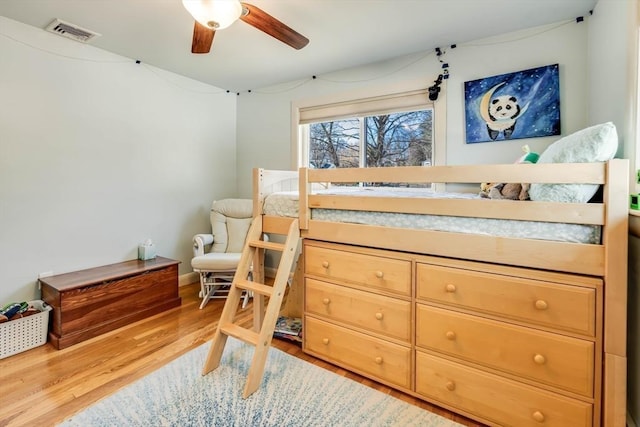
[{"left": 528, "top": 122, "right": 618, "bottom": 203}]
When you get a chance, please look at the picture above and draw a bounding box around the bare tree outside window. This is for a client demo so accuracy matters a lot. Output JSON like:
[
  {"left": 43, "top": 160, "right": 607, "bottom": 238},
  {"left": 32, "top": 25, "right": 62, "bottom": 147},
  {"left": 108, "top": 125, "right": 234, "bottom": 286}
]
[
  {"left": 309, "top": 119, "right": 360, "bottom": 169},
  {"left": 365, "top": 110, "right": 432, "bottom": 167},
  {"left": 308, "top": 109, "right": 433, "bottom": 187}
]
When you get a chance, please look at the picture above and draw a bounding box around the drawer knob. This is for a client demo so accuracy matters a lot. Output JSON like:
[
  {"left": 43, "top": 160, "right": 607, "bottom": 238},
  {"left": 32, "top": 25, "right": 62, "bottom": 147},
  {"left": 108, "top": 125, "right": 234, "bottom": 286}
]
[
  {"left": 374, "top": 356, "right": 383, "bottom": 364},
  {"left": 322, "top": 338, "right": 330, "bottom": 345},
  {"left": 322, "top": 298, "right": 331, "bottom": 305},
  {"left": 532, "top": 411, "right": 545, "bottom": 423},
  {"left": 322, "top": 261, "right": 330, "bottom": 268},
  {"left": 533, "top": 354, "right": 546, "bottom": 365},
  {"left": 445, "top": 380, "right": 456, "bottom": 391},
  {"left": 375, "top": 312, "right": 384, "bottom": 320},
  {"left": 535, "top": 300, "right": 548, "bottom": 310},
  {"left": 375, "top": 271, "right": 384, "bottom": 279},
  {"left": 445, "top": 284, "right": 456, "bottom": 293},
  {"left": 445, "top": 331, "right": 456, "bottom": 340}
]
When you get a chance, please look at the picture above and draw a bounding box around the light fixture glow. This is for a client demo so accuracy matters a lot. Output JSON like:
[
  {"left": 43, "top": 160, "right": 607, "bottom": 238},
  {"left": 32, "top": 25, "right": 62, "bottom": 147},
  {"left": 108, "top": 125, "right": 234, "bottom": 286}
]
[{"left": 182, "top": 0, "right": 243, "bottom": 30}]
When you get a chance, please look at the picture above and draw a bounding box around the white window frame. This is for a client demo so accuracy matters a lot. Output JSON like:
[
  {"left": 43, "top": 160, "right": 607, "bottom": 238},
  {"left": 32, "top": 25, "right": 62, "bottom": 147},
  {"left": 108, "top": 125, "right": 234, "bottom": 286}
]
[{"left": 291, "top": 79, "right": 447, "bottom": 178}]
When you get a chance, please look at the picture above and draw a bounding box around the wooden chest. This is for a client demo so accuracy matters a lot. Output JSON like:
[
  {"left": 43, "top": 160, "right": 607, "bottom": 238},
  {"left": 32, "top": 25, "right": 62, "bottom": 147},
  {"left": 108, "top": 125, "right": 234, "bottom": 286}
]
[{"left": 40, "top": 257, "right": 181, "bottom": 349}]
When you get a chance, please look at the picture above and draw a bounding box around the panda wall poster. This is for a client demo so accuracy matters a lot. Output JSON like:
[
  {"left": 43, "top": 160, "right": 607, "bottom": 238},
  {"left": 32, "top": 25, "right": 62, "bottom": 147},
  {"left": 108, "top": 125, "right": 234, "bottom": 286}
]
[{"left": 464, "top": 64, "right": 560, "bottom": 143}]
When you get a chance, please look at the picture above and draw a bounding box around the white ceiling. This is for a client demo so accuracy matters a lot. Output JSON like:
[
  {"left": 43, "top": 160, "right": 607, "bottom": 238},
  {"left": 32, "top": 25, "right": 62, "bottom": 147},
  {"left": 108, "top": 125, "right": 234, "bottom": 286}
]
[{"left": 0, "top": 0, "right": 597, "bottom": 92}]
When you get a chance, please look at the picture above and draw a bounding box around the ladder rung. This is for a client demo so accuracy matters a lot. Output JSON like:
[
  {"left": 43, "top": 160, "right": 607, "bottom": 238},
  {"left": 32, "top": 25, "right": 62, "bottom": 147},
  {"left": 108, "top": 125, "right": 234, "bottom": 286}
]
[
  {"left": 235, "top": 279, "right": 274, "bottom": 296},
  {"left": 220, "top": 323, "right": 259, "bottom": 346},
  {"left": 248, "top": 240, "right": 285, "bottom": 251}
]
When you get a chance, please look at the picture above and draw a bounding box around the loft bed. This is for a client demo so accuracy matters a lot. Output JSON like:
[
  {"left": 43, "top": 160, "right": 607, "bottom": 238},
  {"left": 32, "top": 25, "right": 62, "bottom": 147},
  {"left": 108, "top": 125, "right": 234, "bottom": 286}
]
[{"left": 252, "top": 159, "right": 629, "bottom": 427}]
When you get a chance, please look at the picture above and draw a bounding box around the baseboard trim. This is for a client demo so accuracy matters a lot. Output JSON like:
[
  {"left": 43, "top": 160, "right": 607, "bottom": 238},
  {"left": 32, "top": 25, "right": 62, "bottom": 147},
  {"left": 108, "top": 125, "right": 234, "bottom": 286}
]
[{"left": 179, "top": 272, "right": 199, "bottom": 287}]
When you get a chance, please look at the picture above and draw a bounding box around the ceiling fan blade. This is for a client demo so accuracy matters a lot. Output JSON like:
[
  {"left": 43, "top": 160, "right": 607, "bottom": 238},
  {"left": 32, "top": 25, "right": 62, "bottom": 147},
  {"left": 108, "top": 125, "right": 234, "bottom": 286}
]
[
  {"left": 240, "top": 3, "right": 309, "bottom": 50},
  {"left": 191, "top": 21, "right": 215, "bottom": 54}
]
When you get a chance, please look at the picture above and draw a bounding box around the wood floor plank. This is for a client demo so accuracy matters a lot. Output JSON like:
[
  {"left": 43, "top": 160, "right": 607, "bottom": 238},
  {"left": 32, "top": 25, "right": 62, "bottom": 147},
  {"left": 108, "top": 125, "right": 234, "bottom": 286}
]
[{"left": 0, "top": 283, "right": 484, "bottom": 427}]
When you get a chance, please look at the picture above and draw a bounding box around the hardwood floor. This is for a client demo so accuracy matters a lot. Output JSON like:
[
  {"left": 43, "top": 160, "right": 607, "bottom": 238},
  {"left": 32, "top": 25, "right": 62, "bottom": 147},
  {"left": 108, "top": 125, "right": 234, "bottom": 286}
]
[{"left": 0, "top": 282, "right": 485, "bottom": 427}]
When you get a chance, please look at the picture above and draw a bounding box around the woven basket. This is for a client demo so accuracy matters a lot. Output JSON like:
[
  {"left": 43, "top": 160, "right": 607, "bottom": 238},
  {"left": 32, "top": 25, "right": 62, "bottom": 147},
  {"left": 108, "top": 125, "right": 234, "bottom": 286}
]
[{"left": 0, "top": 300, "right": 51, "bottom": 359}]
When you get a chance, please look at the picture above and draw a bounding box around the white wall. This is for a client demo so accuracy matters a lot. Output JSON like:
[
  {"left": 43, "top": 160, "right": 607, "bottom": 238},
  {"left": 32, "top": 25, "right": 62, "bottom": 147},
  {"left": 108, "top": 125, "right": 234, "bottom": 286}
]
[
  {"left": 0, "top": 17, "right": 237, "bottom": 303},
  {"left": 236, "top": 19, "right": 590, "bottom": 197},
  {"left": 588, "top": 0, "right": 637, "bottom": 186}
]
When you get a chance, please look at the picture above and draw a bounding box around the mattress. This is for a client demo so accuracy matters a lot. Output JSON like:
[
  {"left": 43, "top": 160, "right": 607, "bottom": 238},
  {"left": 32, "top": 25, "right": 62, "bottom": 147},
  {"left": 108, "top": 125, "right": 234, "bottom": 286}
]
[{"left": 262, "top": 188, "right": 601, "bottom": 244}]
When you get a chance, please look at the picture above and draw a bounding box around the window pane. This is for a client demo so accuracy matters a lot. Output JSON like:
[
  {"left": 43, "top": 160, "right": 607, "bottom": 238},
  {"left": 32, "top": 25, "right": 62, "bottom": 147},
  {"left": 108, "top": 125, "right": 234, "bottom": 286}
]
[
  {"left": 309, "top": 119, "right": 360, "bottom": 169},
  {"left": 365, "top": 110, "right": 433, "bottom": 167},
  {"left": 305, "top": 110, "right": 434, "bottom": 187}
]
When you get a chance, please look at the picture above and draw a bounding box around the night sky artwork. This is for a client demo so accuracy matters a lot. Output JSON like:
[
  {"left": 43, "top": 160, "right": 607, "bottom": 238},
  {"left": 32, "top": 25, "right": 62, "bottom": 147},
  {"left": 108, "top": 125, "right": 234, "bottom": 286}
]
[{"left": 464, "top": 64, "right": 560, "bottom": 144}]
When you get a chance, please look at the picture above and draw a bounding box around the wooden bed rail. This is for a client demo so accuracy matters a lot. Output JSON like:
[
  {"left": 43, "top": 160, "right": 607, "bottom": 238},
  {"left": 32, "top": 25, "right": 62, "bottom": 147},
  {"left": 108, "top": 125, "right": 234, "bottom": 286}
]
[
  {"left": 305, "top": 162, "right": 607, "bottom": 185},
  {"left": 306, "top": 196, "right": 604, "bottom": 225},
  {"left": 297, "top": 160, "right": 628, "bottom": 276},
  {"left": 298, "top": 162, "right": 617, "bottom": 227}
]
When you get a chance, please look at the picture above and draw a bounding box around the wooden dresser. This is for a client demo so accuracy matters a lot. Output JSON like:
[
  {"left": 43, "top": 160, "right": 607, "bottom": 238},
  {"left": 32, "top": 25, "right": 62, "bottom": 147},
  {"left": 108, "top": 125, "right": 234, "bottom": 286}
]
[
  {"left": 40, "top": 256, "right": 181, "bottom": 349},
  {"left": 303, "top": 240, "right": 602, "bottom": 427}
]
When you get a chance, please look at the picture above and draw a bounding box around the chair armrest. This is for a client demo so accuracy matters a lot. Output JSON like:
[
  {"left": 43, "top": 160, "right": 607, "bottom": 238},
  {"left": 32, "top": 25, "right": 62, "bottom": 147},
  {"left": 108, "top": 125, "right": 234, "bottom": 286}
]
[{"left": 193, "top": 234, "right": 214, "bottom": 257}]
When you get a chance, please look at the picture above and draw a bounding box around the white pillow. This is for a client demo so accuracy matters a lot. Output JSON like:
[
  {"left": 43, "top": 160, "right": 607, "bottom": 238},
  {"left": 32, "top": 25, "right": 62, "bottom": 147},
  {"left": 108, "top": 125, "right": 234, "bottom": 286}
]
[{"left": 528, "top": 122, "right": 618, "bottom": 203}]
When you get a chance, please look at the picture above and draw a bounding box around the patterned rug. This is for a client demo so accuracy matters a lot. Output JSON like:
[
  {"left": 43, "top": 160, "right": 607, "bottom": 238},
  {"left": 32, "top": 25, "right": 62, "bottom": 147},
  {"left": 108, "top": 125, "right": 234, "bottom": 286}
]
[{"left": 59, "top": 338, "right": 462, "bottom": 427}]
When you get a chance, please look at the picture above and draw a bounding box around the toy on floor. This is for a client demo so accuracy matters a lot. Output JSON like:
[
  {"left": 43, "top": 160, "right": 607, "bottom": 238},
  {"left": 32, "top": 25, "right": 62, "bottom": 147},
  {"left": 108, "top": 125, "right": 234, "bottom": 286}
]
[{"left": 480, "top": 145, "right": 539, "bottom": 200}]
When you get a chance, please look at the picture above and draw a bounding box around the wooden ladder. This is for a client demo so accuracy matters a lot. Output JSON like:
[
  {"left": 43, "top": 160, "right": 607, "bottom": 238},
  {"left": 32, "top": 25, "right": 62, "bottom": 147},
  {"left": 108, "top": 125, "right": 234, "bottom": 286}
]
[{"left": 202, "top": 215, "right": 300, "bottom": 398}]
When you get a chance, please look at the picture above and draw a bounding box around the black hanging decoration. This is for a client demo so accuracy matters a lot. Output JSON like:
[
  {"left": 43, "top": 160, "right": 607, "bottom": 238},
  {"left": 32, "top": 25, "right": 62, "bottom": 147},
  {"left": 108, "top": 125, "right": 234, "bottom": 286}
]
[
  {"left": 442, "top": 61, "right": 450, "bottom": 80},
  {"left": 428, "top": 74, "right": 443, "bottom": 101}
]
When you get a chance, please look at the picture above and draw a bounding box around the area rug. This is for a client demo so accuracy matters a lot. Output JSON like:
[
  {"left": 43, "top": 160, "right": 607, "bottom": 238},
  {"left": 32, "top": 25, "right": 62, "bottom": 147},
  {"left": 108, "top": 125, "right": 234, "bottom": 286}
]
[{"left": 59, "top": 338, "right": 462, "bottom": 427}]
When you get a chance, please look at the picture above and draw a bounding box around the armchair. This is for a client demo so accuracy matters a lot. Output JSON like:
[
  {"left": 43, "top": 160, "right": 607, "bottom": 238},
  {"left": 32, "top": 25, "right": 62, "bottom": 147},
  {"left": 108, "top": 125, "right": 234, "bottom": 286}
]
[{"left": 191, "top": 198, "right": 254, "bottom": 309}]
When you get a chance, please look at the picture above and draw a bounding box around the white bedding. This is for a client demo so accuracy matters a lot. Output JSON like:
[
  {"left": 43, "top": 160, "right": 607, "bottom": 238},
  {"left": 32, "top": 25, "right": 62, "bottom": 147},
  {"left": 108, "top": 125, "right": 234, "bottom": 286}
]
[{"left": 262, "top": 188, "right": 601, "bottom": 244}]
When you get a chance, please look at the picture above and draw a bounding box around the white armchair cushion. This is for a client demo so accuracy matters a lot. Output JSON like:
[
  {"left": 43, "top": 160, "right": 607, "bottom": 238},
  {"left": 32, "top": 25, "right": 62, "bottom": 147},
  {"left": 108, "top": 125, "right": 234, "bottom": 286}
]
[
  {"left": 191, "top": 252, "right": 242, "bottom": 271},
  {"left": 226, "top": 217, "right": 252, "bottom": 252},
  {"left": 210, "top": 199, "right": 253, "bottom": 253}
]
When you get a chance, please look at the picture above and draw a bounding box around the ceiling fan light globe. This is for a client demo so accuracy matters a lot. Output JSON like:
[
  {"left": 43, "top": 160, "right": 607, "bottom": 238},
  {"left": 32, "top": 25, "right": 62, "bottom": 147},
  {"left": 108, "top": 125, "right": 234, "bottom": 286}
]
[{"left": 182, "top": 0, "right": 242, "bottom": 30}]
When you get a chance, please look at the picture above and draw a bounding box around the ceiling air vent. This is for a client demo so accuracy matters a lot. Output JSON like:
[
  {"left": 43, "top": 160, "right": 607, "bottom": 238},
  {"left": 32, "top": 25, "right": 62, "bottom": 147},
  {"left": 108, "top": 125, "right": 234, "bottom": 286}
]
[{"left": 45, "top": 19, "right": 101, "bottom": 43}]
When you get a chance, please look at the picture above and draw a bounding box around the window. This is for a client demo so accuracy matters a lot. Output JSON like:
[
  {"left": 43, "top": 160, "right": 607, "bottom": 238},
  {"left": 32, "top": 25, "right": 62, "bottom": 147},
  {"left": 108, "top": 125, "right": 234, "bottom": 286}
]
[
  {"left": 307, "top": 110, "right": 433, "bottom": 170},
  {"left": 293, "top": 85, "right": 445, "bottom": 188}
]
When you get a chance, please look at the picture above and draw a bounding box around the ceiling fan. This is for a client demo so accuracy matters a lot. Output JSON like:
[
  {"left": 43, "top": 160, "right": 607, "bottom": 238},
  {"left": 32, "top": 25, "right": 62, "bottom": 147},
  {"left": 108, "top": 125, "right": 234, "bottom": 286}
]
[{"left": 182, "top": 0, "right": 309, "bottom": 54}]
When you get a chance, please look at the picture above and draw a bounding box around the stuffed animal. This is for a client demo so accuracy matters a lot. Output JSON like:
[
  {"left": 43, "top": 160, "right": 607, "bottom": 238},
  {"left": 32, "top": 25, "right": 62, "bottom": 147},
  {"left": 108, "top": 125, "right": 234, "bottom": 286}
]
[
  {"left": 480, "top": 145, "right": 538, "bottom": 200},
  {"left": 480, "top": 182, "right": 530, "bottom": 200}
]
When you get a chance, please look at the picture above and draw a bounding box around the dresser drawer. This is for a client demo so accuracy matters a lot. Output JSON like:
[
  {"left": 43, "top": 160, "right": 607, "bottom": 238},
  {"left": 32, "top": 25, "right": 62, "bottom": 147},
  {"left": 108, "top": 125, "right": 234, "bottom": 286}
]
[
  {"left": 416, "top": 305, "right": 594, "bottom": 396},
  {"left": 305, "top": 278, "right": 411, "bottom": 341},
  {"left": 416, "top": 263, "right": 597, "bottom": 336},
  {"left": 304, "top": 316, "right": 411, "bottom": 388},
  {"left": 305, "top": 245, "right": 411, "bottom": 296},
  {"left": 416, "top": 352, "right": 592, "bottom": 427}
]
